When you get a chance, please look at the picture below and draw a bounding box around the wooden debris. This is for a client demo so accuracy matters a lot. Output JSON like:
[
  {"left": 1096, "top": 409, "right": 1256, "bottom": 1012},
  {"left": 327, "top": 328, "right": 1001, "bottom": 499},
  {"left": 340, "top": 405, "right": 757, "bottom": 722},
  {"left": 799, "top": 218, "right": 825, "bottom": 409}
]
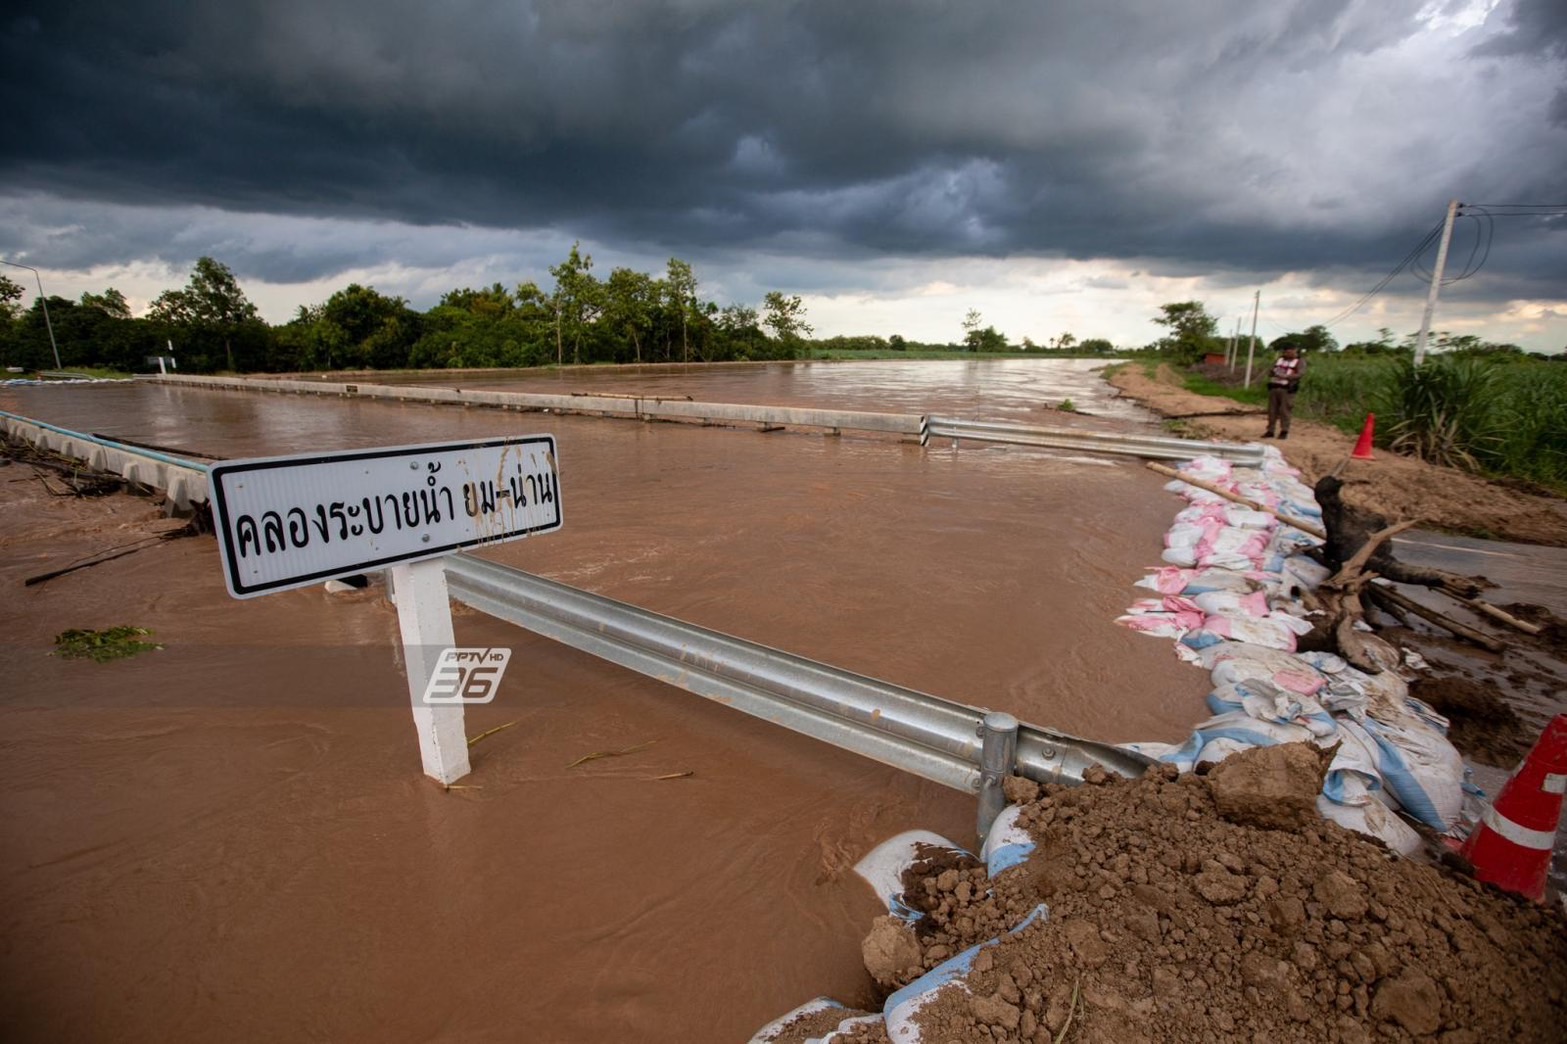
[
  {"left": 1367, "top": 584, "right": 1507, "bottom": 653},
  {"left": 1447, "top": 595, "right": 1544, "bottom": 637},
  {"left": 1324, "top": 520, "right": 1419, "bottom": 589},
  {"left": 467, "top": 721, "right": 519, "bottom": 748},
  {"left": 1146, "top": 462, "right": 1326, "bottom": 539},
  {"left": 25, "top": 537, "right": 165, "bottom": 586},
  {"left": 566, "top": 741, "right": 655, "bottom": 769}
]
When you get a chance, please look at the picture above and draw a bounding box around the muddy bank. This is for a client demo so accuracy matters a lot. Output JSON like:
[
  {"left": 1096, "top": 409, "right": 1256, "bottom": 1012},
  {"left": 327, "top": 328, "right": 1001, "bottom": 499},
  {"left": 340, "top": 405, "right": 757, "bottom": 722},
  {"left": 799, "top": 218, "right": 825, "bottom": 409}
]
[
  {"left": 806, "top": 746, "right": 1567, "bottom": 1043},
  {"left": 1106, "top": 363, "right": 1567, "bottom": 547}
]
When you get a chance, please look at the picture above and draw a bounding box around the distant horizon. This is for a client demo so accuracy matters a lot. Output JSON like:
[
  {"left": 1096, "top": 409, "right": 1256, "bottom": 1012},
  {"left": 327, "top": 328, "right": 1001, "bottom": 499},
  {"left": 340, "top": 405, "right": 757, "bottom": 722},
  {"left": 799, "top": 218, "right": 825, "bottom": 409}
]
[{"left": 12, "top": 243, "right": 1565, "bottom": 357}]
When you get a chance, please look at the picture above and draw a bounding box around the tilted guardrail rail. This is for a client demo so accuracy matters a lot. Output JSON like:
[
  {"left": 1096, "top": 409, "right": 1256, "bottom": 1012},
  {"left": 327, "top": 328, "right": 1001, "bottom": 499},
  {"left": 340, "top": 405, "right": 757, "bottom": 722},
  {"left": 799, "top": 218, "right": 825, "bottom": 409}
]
[
  {"left": 444, "top": 554, "right": 1150, "bottom": 834},
  {"left": 926, "top": 416, "right": 1265, "bottom": 465}
]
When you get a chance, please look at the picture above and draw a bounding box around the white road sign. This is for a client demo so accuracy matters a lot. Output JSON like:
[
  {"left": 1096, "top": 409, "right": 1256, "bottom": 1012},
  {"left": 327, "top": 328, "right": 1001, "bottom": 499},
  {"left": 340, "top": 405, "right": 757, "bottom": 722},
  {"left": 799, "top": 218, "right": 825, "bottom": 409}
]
[{"left": 210, "top": 435, "right": 561, "bottom": 598}]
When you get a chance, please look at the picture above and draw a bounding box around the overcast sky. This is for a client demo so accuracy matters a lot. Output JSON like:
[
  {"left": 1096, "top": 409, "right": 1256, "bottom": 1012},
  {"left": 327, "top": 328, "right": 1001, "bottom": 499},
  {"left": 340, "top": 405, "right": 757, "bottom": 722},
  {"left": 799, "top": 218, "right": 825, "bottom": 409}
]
[{"left": 2, "top": 0, "right": 1564, "bottom": 350}]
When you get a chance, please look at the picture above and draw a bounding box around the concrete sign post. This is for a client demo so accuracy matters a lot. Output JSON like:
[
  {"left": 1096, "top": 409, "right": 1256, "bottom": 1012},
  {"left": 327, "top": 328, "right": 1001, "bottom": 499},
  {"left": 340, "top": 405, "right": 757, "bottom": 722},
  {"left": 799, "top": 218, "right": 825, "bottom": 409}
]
[
  {"left": 390, "top": 558, "right": 472, "bottom": 783},
  {"left": 210, "top": 436, "right": 562, "bottom": 784}
]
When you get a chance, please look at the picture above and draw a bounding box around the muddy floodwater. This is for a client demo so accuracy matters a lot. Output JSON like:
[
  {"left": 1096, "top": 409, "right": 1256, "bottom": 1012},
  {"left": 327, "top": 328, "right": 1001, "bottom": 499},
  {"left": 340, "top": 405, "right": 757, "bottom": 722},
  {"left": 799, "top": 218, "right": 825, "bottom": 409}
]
[{"left": 1, "top": 360, "right": 1212, "bottom": 1042}]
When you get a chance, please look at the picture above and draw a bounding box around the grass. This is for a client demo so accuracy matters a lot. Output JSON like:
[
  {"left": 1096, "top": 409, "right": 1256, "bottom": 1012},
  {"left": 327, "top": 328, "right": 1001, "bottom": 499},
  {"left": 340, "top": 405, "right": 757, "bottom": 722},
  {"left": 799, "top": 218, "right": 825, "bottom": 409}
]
[
  {"left": 1176, "top": 354, "right": 1567, "bottom": 493},
  {"left": 1181, "top": 371, "right": 1266, "bottom": 407},
  {"left": 53, "top": 626, "right": 162, "bottom": 662},
  {"left": 29, "top": 366, "right": 135, "bottom": 380}
]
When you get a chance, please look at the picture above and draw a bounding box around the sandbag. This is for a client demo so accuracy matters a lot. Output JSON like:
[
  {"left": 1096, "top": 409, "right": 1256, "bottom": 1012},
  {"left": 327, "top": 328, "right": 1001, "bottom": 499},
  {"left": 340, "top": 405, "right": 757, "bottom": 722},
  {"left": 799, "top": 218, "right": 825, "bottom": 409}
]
[
  {"left": 853, "top": 831, "right": 973, "bottom": 924},
  {"left": 982, "top": 805, "right": 1035, "bottom": 877},
  {"left": 748, "top": 998, "right": 881, "bottom": 1044}
]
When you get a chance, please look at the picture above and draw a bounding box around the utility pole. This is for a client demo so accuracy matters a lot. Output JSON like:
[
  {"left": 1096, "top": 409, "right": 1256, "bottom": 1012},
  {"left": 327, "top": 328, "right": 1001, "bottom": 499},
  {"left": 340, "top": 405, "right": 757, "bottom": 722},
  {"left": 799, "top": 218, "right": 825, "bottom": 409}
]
[
  {"left": 1413, "top": 199, "right": 1461, "bottom": 367},
  {"left": 1243, "top": 290, "right": 1260, "bottom": 388},
  {"left": 0, "top": 258, "right": 62, "bottom": 371},
  {"left": 1226, "top": 317, "right": 1241, "bottom": 371}
]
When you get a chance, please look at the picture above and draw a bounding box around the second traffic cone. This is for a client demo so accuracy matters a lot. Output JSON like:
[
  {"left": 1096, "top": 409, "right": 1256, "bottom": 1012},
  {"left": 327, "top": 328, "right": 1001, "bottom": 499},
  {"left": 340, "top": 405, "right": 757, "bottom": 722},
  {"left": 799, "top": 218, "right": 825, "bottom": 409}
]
[
  {"left": 1351, "top": 414, "right": 1376, "bottom": 460},
  {"left": 1460, "top": 714, "right": 1567, "bottom": 902}
]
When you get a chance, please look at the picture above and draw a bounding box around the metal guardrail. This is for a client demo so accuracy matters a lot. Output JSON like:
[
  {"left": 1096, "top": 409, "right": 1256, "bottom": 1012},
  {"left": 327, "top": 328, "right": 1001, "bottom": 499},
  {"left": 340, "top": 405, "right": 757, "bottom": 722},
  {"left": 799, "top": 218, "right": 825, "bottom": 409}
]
[
  {"left": 445, "top": 555, "right": 1150, "bottom": 802},
  {"left": 927, "top": 416, "right": 1265, "bottom": 464}
]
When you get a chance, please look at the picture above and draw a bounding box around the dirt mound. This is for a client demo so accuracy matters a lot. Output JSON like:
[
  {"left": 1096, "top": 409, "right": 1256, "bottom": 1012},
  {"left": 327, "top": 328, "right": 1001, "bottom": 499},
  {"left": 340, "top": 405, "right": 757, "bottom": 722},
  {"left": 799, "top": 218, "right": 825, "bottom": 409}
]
[
  {"left": 1411, "top": 675, "right": 1531, "bottom": 768},
  {"left": 845, "top": 745, "right": 1567, "bottom": 1043}
]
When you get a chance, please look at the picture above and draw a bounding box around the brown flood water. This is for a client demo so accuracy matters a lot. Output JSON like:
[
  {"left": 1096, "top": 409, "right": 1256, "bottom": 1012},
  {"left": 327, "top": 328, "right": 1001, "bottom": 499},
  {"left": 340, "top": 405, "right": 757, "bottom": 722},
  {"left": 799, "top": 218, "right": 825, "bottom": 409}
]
[{"left": 0, "top": 364, "right": 1208, "bottom": 1043}]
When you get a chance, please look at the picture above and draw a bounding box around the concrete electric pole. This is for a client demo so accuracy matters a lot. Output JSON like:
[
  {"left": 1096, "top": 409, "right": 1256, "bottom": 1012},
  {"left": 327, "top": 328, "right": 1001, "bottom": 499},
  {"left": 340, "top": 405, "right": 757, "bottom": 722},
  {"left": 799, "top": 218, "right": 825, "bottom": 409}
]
[
  {"left": 1243, "top": 290, "right": 1260, "bottom": 388},
  {"left": 1413, "top": 199, "right": 1461, "bottom": 367}
]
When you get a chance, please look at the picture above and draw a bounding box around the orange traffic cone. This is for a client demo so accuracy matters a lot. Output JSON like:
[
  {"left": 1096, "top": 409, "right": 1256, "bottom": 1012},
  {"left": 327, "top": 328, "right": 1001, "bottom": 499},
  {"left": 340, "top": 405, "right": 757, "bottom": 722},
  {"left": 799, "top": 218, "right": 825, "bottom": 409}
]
[
  {"left": 1351, "top": 414, "right": 1376, "bottom": 460},
  {"left": 1461, "top": 714, "right": 1567, "bottom": 902}
]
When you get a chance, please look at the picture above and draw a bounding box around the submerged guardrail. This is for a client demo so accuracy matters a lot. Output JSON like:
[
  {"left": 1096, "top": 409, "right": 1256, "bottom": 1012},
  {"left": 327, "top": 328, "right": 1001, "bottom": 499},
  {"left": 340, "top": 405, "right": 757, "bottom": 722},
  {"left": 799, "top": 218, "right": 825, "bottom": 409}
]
[
  {"left": 445, "top": 554, "right": 1149, "bottom": 828},
  {"left": 927, "top": 416, "right": 1265, "bottom": 464}
]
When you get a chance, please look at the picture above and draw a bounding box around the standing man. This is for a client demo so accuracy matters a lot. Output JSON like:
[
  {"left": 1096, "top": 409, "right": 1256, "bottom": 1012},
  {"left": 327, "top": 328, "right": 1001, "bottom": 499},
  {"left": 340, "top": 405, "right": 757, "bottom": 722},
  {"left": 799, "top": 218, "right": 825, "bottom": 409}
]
[{"left": 1263, "top": 342, "right": 1306, "bottom": 440}]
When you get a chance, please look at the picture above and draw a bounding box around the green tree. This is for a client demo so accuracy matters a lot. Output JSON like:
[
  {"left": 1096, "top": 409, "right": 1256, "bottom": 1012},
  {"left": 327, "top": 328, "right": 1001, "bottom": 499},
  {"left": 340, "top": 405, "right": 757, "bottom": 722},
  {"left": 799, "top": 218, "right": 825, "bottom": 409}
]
[
  {"left": 309, "top": 284, "right": 422, "bottom": 369},
  {"left": 717, "top": 303, "right": 772, "bottom": 359},
  {"left": 0, "top": 273, "right": 25, "bottom": 322},
  {"left": 1151, "top": 301, "right": 1220, "bottom": 364},
  {"left": 1079, "top": 337, "right": 1115, "bottom": 354},
  {"left": 80, "top": 287, "right": 132, "bottom": 319},
  {"left": 962, "top": 309, "right": 983, "bottom": 349},
  {"left": 966, "top": 326, "right": 1008, "bottom": 352},
  {"left": 150, "top": 257, "right": 263, "bottom": 371},
  {"left": 762, "top": 291, "right": 813, "bottom": 344},
  {"left": 550, "top": 243, "right": 602, "bottom": 365},
  {"left": 1269, "top": 325, "right": 1338, "bottom": 354},
  {"left": 664, "top": 258, "right": 698, "bottom": 363},
  {"left": 1343, "top": 327, "right": 1401, "bottom": 355},
  {"left": 603, "top": 268, "right": 658, "bottom": 364}
]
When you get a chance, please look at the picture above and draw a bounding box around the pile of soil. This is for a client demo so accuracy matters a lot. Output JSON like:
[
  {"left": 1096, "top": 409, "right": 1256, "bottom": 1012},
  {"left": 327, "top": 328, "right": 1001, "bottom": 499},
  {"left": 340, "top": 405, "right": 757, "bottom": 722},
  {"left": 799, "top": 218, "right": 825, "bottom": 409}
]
[{"left": 820, "top": 745, "right": 1567, "bottom": 1043}]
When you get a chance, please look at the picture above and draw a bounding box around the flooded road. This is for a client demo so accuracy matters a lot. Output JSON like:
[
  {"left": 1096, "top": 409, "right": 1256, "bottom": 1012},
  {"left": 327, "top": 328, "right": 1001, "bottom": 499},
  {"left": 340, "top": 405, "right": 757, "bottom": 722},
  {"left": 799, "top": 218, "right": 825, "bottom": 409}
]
[
  {"left": 293, "top": 356, "right": 1158, "bottom": 428},
  {"left": 0, "top": 361, "right": 1210, "bottom": 1042}
]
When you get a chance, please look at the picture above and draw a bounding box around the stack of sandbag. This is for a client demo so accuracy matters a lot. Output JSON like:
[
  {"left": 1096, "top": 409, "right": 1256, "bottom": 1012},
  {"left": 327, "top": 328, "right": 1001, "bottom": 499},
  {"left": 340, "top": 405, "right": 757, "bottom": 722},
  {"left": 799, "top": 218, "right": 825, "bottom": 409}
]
[
  {"left": 747, "top": 826, "right": 1049, "bottom": 1043},
  {"left": 1117, "top": 448, "right": 1465, "bottom": 854}
]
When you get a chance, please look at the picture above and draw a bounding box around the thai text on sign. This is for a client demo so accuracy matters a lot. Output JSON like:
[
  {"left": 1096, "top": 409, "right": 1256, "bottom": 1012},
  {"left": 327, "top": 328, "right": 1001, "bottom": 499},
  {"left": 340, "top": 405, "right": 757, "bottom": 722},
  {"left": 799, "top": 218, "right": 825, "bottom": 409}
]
[{"left": 210, "top": 435, "right": 561, "bottom": 598}]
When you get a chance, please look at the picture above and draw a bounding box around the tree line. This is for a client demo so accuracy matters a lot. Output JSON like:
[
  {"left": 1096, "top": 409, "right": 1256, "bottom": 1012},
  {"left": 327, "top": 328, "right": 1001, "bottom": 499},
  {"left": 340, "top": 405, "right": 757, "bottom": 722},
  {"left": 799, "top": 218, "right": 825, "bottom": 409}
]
[
  {"left": 1, "top": 259, "right": 1554, "bottom": 375},
  {"left": 0, "top": 249, "right": 819, "bottom": 374},
  {"left": 1138, "top": 301, "right": 1554, "bottom": 365}
]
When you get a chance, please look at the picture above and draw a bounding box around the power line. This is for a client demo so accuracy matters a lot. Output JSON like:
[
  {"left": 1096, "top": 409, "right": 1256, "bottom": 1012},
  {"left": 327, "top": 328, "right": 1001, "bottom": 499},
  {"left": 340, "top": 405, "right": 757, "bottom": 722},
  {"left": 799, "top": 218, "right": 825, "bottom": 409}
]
[
  {"left": 1321, "top": 221, "right": 1444, "bottom": 328},
  {"left": 1463, "top": 202, "right": 1567, "bottom": 210},
  {"left": 1323, "top": 201, "right": 1559, "bottom": 331},
  {"left": 1443, "top": 208, "right": 1494, "bottom": 283}
]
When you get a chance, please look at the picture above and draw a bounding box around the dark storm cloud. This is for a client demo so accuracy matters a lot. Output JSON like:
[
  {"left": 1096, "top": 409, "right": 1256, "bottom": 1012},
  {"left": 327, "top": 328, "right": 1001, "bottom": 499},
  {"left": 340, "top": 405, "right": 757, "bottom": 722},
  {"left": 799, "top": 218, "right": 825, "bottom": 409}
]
[
  {"left": 3, "top": 0, "right": 1565, "bottom": 297},
  {"left": 1474, "top": 0, "right": 1567, "bottom": 126}
]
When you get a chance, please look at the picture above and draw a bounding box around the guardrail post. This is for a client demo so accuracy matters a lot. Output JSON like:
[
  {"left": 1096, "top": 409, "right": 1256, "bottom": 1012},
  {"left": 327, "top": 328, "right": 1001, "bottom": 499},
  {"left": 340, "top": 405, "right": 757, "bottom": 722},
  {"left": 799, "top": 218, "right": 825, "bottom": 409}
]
[{"left": 977, "top": 711, "right": 1019, "bottom": 844}]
